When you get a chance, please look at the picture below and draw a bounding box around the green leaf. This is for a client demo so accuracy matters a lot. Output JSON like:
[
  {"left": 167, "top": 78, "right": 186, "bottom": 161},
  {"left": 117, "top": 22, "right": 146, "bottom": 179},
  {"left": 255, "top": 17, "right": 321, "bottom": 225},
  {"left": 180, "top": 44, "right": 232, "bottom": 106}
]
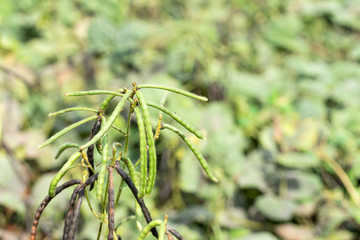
[
  {"left": 277, "top": 152, "right": 320, "bottom": 169},
  {"left": 286, "top": 171, "right": 322, "bottom": 201},
  {"left": 256, "top": 195, "right": 296, "bottom": 221}
]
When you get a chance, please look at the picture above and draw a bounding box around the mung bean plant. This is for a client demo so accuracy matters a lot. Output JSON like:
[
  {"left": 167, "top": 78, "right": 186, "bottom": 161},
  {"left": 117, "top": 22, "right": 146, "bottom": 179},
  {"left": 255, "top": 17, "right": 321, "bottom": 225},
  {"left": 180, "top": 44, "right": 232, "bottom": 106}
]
[{"left": 31, "top": 82, "right": 218, "bottom": 240}]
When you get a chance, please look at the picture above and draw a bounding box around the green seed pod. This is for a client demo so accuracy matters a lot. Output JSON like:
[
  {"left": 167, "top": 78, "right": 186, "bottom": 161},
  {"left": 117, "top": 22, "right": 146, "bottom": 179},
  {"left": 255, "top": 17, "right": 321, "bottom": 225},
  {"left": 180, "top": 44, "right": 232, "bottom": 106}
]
[
  {"left": 135, "top": 91, "right": 157, "bottom": 195},
  {"left": 65, "top": 90, "right": 124, "bottom": 97},
  {"left": 133, "top": 106, "right": 147, "bottom": 198},
  {"left": 99, "top": 95, "right": 116, "bottom": 112},
  {"left": 111, "top": 125, "right": 126, "bottom": 135},
  {"left": 38, "top": 115, "right": 97, "bottom": 149},
  {"left": 134, "top": 172, "right": 142, "bottom": 231},
  {"left": 80, "top": 90, "right": 132, "bottom": 151},
  {"left": 96, "top": 140, "right": 102, "bottom": 155},
  {"left": 48, "top": 107, "right": 97, "bottom": 117},
  {"left": 97, "top": 134, "right": 109, "bottom": 200},
  {"left": 137, "top": 220, "right": 162, "bottom": 240},
  {"left": 55, "top": 143, "right": 79, "bottom": 159},
  {"left": 163, "top": 124, "right": 218, "bottom": 183},
  {"left": 48, "top": 151, "right": 81, "bottom": 197},
  {"left": 147, "top": 102, "right": 204, "bottom": 139},
  {"left": 138, "top": 84, "right": 208, "bottom": 101},
  {"left": 158, "top": 221, "right": 166, "bottom": 240},
  {"left": 121, "top": 156, "right": 137, "bottom": 188}
]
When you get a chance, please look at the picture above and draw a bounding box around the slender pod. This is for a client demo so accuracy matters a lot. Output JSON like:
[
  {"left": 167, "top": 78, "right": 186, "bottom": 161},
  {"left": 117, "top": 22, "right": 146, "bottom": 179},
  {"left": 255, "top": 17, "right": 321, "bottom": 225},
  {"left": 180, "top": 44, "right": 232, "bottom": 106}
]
[
  {"left": 163, "top": 124, "right": 218, "bottom": 183},
  {"left": 124, "top": 105, "right": 133, "bottom": 155},
  {"left": 135, "top": 172, "right": 143, "bottom": 231},
  {"left": 63, "top": 185, "right": 81, "bottom": 239},
  {"left": 148, "top": 102, "right": 204, "bottom": 139},
  {"left": 121, "top": 156, "right": 137, "bottom": 187},
  {"left": 48, "top": 107, "right": 97, "bottom": 117},
  {"left": 38, "top": 115, "right": 97, "bottom": 149},
  {"left": 99, "top": 95, "right": 116, "bottom": 112},
  {"left": 97, "top": 134, "right": 109, "bottom": 200},
  {"left": 48, "top": 152, "right": 82, "bottom": 197},
  {"left": 55, "top": 143, "right": 79, "bottom": 159},
  {"left": 111, "top": 125, "right": 126, "bottom": 135},
  {"left": 96, "top": 140, "right": 102, "bottom": 155},
  {"left": 138, "top": 84, "right": 208, "bottom": 101},
  {"left": 66, "top": 90, "right": 124, "bottom": 97},
  {"left": 158, "top": 221, "right": 166, "bottom": 240},
  {"left": 135, "top": 91, "right": 157, "bottom": 195},
  {"left": 80, "top": 90, "right": 132, "bottom": 150},
  {"left": 137, "top": 220, "right": 162, "bottom": 240},
  {"left": 108, "top": 167, "right": 115, "bottom": 240},
  {"left": 67, "top": 189, "right": 84, "bottom": 240},
  {"left": 133, "top": 106, "right": 147, "bottom": 198}
]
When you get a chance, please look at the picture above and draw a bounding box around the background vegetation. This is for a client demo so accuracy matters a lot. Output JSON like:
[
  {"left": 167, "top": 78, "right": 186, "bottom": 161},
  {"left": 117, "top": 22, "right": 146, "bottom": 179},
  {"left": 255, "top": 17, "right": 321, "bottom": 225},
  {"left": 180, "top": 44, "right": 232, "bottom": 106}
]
[{"left": 1, "top": 0, "right": 360, "bottom": 239}]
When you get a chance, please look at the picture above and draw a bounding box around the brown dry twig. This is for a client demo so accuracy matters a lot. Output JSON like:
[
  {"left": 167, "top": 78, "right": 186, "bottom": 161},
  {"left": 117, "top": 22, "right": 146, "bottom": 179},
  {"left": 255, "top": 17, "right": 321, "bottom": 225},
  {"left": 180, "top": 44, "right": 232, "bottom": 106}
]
[
  {"left": 167, "top": 228, "right": 186, "bottom": 240},
  {"left": 31, "top": 179, "right": 82, "bottom": 240},
  {"left": 108, "top": 167, "right": 115, "bottom": 240},
  {"left": 114, "top": 161, "right": 159, "bottom": 238},
  {"left": 87, "top": 116, "right": 102, "bottom": 190}
]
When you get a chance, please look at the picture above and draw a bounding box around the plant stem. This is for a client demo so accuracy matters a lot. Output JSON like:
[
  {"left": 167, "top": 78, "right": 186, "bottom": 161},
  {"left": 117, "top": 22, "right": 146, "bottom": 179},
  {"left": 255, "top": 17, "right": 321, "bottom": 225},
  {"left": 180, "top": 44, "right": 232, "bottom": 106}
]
[{"left": 316, "top": 145, "right": 360, "bottom": 207}]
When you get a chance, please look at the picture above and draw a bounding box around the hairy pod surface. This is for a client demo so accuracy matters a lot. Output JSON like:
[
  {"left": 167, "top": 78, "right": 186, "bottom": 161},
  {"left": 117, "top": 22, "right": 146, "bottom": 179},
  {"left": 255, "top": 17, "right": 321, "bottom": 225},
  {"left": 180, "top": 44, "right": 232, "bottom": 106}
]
[
  {"left": 55, "top": 143, "right": 79, "bottom": 159},
  {"left": 121, "top": 156, "right": 137, "bottom": 188},
  {"left": 66, "top": 90, "right": 124, "bottom": 97},
  {"left": 133, "top": 106, "right": 147, "bottom": 198},
  {"left": 135, "top": 91, "right": 157, "bottom": 195},
  {"left": 80, "top": 90, "right": 132, "bottom": 150},
  {"left": 137, "top": 220, "right": 162, "bottom": 240},
  {"left": 158, "top": 221, "right": 166, "bottom": 240},
  {"left": 138, "top": 84, "right": 208, "bottom": 101},
  {"left": 147, "top": 102, "right": 204, "bottom": 139},
  {"left": 48, "top": 151, "right": 82, "bottom": 197},
  {"left": 48, "top": 107, "right": 97, "bottom": 117},
  {"left": 163, "top": 124, "right": 218, "bottom": 183},
  {"left": 97, "top": 134, "right": 109, "bottom": 200},
  {"left": 99, "top": 95, "right": 116, "bottom": 112},
  {"left": 38, "top": 115, "right": 97, "bottom": 149}
]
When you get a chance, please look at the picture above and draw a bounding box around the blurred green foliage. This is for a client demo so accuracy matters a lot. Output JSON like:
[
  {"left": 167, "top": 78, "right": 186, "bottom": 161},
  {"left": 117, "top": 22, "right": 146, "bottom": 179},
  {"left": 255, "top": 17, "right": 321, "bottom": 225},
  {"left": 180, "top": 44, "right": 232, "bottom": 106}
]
[{"left": 1, "top": 0, "right": 360, "bottom": 239}]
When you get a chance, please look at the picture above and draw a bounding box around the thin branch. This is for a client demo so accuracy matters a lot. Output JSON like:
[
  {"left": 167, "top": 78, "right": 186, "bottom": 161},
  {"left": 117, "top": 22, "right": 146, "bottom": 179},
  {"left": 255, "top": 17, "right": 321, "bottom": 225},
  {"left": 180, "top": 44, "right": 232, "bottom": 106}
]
[
  {"left": 167, "top": 228, "right": 186, "bottom": 240},
  {"left": 114, "top": 161, "right": 159, "bottom": 239},
  {"left": 31, "top": 179, "right": 81, "bottom": 240}
]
